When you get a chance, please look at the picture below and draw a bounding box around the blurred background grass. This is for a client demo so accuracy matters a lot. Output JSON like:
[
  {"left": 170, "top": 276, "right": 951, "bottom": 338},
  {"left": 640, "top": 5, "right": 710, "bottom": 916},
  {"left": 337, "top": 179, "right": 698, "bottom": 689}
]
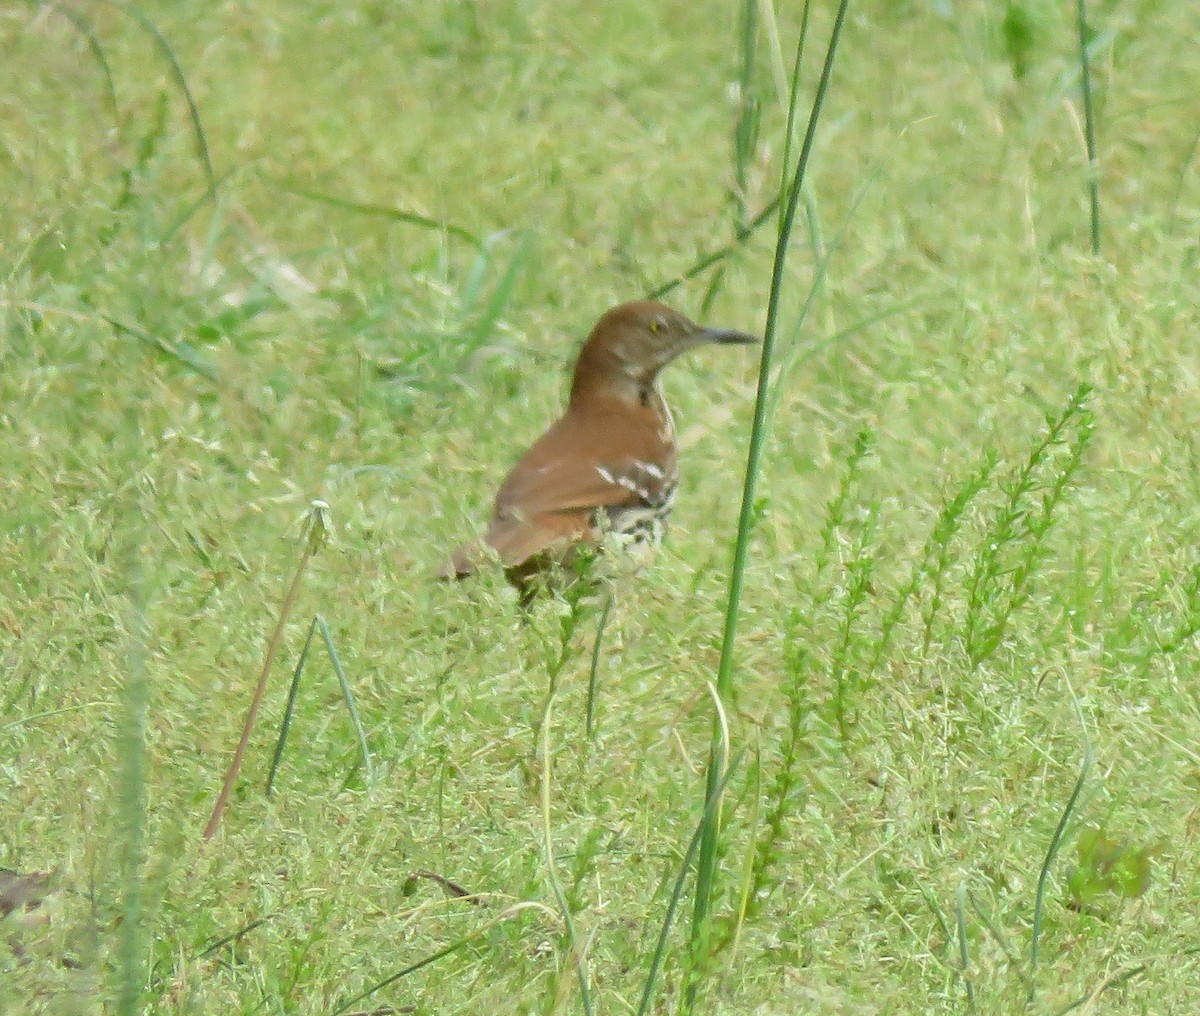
[{"left": 2, "top": 0, "right": 1199, "bottom": 1012}]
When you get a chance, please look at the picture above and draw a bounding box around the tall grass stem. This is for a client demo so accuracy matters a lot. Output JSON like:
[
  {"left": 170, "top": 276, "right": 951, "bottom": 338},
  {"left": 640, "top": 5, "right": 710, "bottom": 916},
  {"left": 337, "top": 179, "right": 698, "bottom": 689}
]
[
  {"left": 687, "top": 0, "right": 853, "bottom": 1002},
  {"left": 1075, "top": 0, "right": 1101, "bottom": 253},
  {"left": 585, "top": 591, "right": 614, "bottom": 738},
  {"left": 116, "top": 576, "right": 149, "bottom": 1014}
]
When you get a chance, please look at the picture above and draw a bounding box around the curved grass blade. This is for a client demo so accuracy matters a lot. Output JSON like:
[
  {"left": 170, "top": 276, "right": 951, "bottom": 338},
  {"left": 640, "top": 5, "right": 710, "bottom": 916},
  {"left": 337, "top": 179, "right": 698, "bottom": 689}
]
[
  {"left": 645, "top": 196, "right": 780, "bottom": 301},
  {"left": 459, "top": 231, "right": 529, "bottom": 364},
  {"left": 280, "top": 185, "right": 483, "bottom": 251},
  {"left": 1028, "top": 740, "right": 1094, "bottom": 1004},
  {"left": 49, "top": 3, "right": 120, "bottom": 125},
  {"left": 1052, "top": 963, "right": 1149, "bottom": 1015},
  {"left": 328, "top": 902, "right": 557, "bottom": 1016},
  {"left": 1167, "top": 124, "right": 1200, "bottom": 232},
  {"left": 103, "top": 314, "right": 218, "bottom": 382},
  {"left": 956, "top": 884, "right": 976, "bottom": 1013},
  {"left": 94, "top": 0, "right": 216, "bottom": 194},
  {"left": 159, "top": 163, "right": 239, "bottom": 244}
]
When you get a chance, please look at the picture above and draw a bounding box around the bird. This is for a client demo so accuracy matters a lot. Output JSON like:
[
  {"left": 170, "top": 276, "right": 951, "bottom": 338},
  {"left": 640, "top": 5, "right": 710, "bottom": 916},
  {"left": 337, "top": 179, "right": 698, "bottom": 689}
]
[{"left": 441, "top": 300, "right": 758, "bottom": 588}]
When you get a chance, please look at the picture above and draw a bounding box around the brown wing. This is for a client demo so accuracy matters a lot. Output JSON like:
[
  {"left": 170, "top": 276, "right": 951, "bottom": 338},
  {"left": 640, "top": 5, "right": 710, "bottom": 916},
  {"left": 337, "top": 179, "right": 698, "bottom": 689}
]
[
  {"left": 478, "top": 506, "right": 594, "bottom": 571},
  {"left": 440, "top": 513, "right": 592, "bottom": 578},
  {"left": 444, "top": 402, "right": 675, "bottom": 575}
]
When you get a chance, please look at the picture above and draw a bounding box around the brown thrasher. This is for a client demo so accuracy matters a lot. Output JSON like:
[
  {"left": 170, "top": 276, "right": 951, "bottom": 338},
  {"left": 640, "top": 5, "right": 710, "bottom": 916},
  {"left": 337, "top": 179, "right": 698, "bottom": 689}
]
[{"left": 441, "top": 300, "right": 757, "bottom": 585}]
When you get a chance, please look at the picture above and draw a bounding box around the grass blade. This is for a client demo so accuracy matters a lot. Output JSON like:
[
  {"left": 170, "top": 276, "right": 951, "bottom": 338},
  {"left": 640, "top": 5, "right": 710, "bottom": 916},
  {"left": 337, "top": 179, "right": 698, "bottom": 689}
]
[
  {"left": 1075, "top": 0, "right": 1102, "bottom": 253},
  {"left": 732, "top": 0, "right": 759, "bottom": 230},
  {"left": 265, "top": 615, "right": 320, "bottom": 797},
  {"left": 968, "top": 891, "right": 1029, "bottom": 984},
  {"left": 316, "top": 615, "right": 374, "bottom": 789},
  {"left": 1167, "top": 123, "right": 1200, "bottom": 231},
  {"left": 328, "top": 902, "right": 556, "bottom": 1016},
  {"left": 459, "top": 230, "right": 530, "bottom": 361},
  {"left": 776, "top": 0, "right": 813, "bottom": 237},
  {"left": 645, "top": 197, "right": 779, "bottom": 301},
  {"left": 1028, "top": 739, "right": 1094, "bottom": 1004},
  {"left": 538, "top": 695, "right": 594, "bottom": 1015},
  {"left": 956, "top": 884, "right": 976, "bottom": 1013},
  {"left": 50, "top": 4, "right": 120, "bottom": 125},
  {"left": 585, "top": 590, "right": 614, "bottom": 739},
  {"left": 280, "top": 185, "right": 483, "bottom": 250},
  {"left": 688, "top": 2, "right": 854, "bottom": 1002},
  {"left": 103, "top": 314, "right": 218, "bottom": 382},
  {"left": 95, "top": 0, "right": 216, "bottom": 194},
  {"left": 1052, "top": 963, "right": 1148, "bottom": 1015},
  {"left": 115, "top": 564, "right": 149, "bottom": 1014},
  {"left": 636, "top": 752, "right": 742, "bottom": 1016}
]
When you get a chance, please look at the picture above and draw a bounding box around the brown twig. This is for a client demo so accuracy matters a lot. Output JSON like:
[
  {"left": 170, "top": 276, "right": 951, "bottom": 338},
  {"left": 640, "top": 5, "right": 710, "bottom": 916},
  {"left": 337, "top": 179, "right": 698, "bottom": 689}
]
[{"left": 203, "top": 502, "right": 331, "bottom": 840}]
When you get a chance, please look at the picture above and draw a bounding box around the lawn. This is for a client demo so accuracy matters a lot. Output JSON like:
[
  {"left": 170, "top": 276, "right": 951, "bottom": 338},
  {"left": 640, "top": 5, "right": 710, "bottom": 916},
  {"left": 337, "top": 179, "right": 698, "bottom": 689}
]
[{"left": 2, "top": 0, "right": 1199, "bottom": 1012}]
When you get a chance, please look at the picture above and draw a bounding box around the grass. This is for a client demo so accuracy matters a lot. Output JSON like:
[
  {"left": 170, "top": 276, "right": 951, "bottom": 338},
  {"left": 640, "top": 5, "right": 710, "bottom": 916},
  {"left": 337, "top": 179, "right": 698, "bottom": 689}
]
[{"left": 2, "top": 0, "right": 1200, "bottom": 1012}]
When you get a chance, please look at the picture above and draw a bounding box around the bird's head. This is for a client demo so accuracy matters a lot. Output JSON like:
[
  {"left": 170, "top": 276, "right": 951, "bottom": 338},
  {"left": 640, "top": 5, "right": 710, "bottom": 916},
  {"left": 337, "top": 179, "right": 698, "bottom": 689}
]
[{"left": 570, "top": 300, "right": 758, "bottom": 407}]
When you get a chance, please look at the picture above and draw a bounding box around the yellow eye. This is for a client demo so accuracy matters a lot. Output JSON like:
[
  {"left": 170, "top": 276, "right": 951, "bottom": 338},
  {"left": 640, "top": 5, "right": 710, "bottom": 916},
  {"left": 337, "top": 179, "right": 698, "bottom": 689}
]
[{"left": 649, "top": 318, "right": 663, "bottom": 334}]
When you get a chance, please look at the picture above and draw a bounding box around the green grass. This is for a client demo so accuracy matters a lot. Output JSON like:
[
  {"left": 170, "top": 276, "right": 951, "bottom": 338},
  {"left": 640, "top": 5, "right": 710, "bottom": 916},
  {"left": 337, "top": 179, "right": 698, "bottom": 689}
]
[{"left": 3, "top": 0, "right": 1200, "bottom": 1012}]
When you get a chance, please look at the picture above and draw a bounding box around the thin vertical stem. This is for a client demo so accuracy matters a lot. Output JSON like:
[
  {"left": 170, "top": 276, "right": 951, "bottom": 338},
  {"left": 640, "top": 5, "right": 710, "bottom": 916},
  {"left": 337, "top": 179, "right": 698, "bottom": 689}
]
[
  {"left": 203, "top": 544, "right": 314, "bottom": 839},
  {"left": 687, "top": 0, "right": 853, "bottom": 1002},
  {"left": 203, "top": 503, "right": 329, "bottom": 840},
  {"left": 776, "top": 0, "right": 813, "bottom": 238},
  {"left": 116, "top": 582, "right": 148, "bottom": 1015},
  {"left": 586, "top": 590, "right": 614, "bottom": 738},
  {"left": 1075, "top": 0, "right": 1101, "bottom": 254},
  {"left": 265, "top": 616, "right": 321, "bottom": 796},
  {"left": 114, "top": 420, "right": 150, "bottom": 1014}
]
